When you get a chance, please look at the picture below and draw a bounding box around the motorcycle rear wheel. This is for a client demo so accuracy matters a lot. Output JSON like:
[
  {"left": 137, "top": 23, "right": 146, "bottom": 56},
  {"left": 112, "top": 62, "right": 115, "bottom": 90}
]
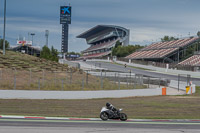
[
  {"left": 100, "top": 112, "right": 108, "bottom": 121},
  {"left": 120, "top": 113, "right": 127, "bottom": 121}
]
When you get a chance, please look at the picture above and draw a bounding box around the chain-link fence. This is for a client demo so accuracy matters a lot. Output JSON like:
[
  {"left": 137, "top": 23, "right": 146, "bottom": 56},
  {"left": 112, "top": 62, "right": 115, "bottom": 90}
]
[
  {"left": 0, "top": 68, "right": 138, "bottom": 91},
  {"left": 0, "top": 68, "right": 86, "bottom": 90}
]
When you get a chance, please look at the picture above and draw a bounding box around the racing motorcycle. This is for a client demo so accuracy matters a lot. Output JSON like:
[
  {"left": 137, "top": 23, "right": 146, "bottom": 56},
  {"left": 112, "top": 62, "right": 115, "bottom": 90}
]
[{"left": 100, "top": 107, "right": 127, "bottom": 121}]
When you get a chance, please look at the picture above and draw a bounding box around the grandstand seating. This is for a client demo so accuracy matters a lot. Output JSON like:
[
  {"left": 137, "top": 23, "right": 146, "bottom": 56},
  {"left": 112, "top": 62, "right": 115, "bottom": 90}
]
[
  {"left": 127, "top": 48, "right": 178, "bottom": 59},
  {"left": 78, "top": 25, "right": 129, "bottom": 59},
  {"left": 178, "top": 55, "right": 200, "bottom": 66},
  {"left": 141, "top": 37, "right": 198, "bottom": 51},
  {"left": 83, "top": 39, "right": 119, "bottom": 52},
  {"left": 126, "top": 37, "right": 199, "bottom": 59},
  {"left": 88, "top": 32, "right": 115, "bottom": 44}
]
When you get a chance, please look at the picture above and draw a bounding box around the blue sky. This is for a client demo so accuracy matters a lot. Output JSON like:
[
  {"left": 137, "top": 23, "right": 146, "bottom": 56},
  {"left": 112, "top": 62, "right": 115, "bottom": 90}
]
[{"left": 0, "top": 0, "right": 200, "bottom": 52}]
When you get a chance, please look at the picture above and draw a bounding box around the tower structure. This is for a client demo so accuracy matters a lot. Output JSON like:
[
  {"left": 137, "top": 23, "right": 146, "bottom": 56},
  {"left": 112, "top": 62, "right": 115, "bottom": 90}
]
[
  {"left": 60, "top": 5, "right": 71, "bottom": 54},
  {"left": 45, "top": 30, "right": 49, "bottom": 47}
]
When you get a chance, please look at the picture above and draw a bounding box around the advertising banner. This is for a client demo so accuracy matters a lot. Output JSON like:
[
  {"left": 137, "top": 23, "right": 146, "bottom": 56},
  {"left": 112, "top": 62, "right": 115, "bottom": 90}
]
[
  {"left": 60, "top": 6, "right": 71, "bottom": 24},
  {"left": 17, "top": 40, "right": 32, "bottom": 45}
]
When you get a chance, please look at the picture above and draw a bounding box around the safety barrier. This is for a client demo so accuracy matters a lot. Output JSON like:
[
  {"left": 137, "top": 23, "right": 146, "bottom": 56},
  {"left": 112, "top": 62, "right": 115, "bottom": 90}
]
[{"left": 162, "top": 87, "right": 166, "bottom": 95}]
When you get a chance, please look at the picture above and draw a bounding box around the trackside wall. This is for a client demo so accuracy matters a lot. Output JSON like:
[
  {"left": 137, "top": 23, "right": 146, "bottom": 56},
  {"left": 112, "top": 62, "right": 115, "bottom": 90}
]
[{"left": 0, "top": 89, "right": 162, "bottom": 99}]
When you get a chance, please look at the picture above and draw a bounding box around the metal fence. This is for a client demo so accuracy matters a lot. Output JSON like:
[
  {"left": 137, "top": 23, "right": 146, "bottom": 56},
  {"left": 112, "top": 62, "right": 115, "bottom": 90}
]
[
  {"left": 177, "top": 74, "right": 191, "bottom": 91},
  {"left": 0, "top": 68, "right": 168, "bottom": 91},
  {"left": 88, "top": 70, "right": 169, "bottom": 89},
  {"left": 0, "top": 68, "right": 80, "bottom": 91}
]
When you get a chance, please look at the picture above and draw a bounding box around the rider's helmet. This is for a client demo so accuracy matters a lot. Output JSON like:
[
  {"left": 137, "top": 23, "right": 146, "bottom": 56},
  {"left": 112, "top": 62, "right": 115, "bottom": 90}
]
[{"left": 106, "top": 103, "right": 111, "bottom": 107}]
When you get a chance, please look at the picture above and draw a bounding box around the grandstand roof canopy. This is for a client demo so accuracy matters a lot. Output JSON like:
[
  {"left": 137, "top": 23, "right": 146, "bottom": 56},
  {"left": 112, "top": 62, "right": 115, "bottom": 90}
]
[{"left": 77, "top": 25, "right": 128, "bottom": 38}]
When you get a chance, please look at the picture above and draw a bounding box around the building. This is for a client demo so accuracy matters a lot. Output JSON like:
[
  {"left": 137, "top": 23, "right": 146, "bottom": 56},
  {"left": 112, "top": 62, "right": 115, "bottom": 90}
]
[
  {"left": 77, "top": 25, "right": 130, "bottom": 59},
  {"left": 10, "top": 40, "right": 41, "bottom": 56}
]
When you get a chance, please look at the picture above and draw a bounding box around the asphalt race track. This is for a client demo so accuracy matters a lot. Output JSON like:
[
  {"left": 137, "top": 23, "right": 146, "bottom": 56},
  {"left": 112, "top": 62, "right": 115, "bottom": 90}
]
[
  {"left": 85, "top": 61, "right": 200, "bottom": 86},
  {"left": 0, "top": 118, "right": 200, "bottom": 133}
]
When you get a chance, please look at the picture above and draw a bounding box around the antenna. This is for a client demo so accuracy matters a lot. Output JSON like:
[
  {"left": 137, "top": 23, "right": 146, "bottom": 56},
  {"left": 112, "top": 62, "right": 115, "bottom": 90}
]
[
  {"left": 28, "top": 32, "right": 30, "bottom": 41},
  {"left": 45, "top": 30, "right": 49, "bottom": 47}
]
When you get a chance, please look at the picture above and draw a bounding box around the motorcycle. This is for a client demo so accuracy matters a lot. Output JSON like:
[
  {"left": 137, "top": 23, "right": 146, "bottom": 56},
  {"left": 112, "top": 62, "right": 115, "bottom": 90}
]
[{"left": 100, "top": 107, "right": 127, "bottom": 121}]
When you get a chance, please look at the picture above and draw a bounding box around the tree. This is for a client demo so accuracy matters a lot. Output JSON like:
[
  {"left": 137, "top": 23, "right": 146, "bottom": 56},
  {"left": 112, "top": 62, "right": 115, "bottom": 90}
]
[
  {"left": 40, "top": 46, "right": 59, "bottom": 62},
  {"left": 112, "top": 41, "right": 122, "bottom": 56},
  {"left": 112, "top": 44, "right": 144, "bottom": 57},
  {"left": 67, "top": 51, "right": 81, "bottom": 56},
  {"left": 161, "top": 36, "right": 178, "bottom": 42},
  {"left": 0, "top": 39, "right": 10, "bottom": 49},
  {"left": 197, "top": 31, "right": 200, "bottom": 37},
  {"left": 114, "top": 40, "right": 122, "bottom": 48},
  {"left": 50, "top": 46, "right": 59, "bottom": 62},
  {"left": 40, "top": 46, "right": 51, "bottom": 59}
]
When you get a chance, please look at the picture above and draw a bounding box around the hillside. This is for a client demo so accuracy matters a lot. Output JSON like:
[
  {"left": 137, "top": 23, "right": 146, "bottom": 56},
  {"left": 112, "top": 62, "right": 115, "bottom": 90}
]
[
  {"left": 0, "top": 50, "right": 145, "bottom": 90},
  {"left": 0, "top": 50, "right": 69, "bottom": 72}
]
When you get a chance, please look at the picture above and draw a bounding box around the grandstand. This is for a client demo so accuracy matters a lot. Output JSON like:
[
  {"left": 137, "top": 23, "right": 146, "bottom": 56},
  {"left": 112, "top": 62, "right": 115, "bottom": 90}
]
[
  {"left": 126, "top": 37, "right": 200, "bottom": 63},
  {"left": 77, "top": 25, "right": 129, "bottom": 59},
  {"left": 178, "top": 54, "right": 200, "bottom": 66}
]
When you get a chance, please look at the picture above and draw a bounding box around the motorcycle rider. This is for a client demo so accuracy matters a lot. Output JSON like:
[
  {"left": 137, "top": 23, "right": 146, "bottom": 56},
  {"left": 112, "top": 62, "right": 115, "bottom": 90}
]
[{"left": 106, "top": 103, "right": 118, "bottom": 116}]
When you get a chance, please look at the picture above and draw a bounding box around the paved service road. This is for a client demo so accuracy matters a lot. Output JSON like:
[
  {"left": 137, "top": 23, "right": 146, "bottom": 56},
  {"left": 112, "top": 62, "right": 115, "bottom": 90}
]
[
  {"left": 85, "top": 61, "right": 200, "bottom": 86},
  {"left": 0, "top": 118, "right": 200, "bottom": 133}
]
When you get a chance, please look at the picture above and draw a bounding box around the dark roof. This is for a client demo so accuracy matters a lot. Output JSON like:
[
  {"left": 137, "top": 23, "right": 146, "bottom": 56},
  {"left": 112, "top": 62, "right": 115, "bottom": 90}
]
[{"left": 77, "top": 25, "right": 128, "bottom": 38}]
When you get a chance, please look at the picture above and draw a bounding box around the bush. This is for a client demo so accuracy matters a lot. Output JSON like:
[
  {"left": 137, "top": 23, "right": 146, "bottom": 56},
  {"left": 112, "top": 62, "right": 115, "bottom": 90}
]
[
  {"left": 40, "top": 46, "right": 59, "bottom": 62},
  {"left": 0, "top": 39, "right": 10, "bottom": 49}
]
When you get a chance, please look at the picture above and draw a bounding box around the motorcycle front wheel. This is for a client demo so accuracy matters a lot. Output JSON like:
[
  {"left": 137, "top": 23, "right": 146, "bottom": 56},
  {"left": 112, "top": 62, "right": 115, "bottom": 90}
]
[
  {"left": 120, "top": 113, "right": 127, "bottom": 121},
  {"left": 100, "top": 112, "right": 108, "bottom": 121}
]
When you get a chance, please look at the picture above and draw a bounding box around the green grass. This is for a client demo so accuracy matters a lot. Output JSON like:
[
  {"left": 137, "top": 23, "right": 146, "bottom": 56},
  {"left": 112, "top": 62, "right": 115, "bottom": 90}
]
[
  {"left": 194, "top": 86, "right": 200, "bottom": 96},
  {"left": 0, "top": 91, "right": 200, "bottom": 119}
]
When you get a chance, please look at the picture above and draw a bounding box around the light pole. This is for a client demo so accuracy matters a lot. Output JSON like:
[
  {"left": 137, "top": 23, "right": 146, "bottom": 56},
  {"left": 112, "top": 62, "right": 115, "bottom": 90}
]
[
  {"left": 28, "top": 32, "right": 30, "bottom": 41},
  {"left": 45, "top": 30, "right": 49, "bottom": 47},
  {"left": 30, "top": 33, "right": 35, "bottom": 46},
  {"left": 3, "top": 0, "right": 7, "bottom": 55}
]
